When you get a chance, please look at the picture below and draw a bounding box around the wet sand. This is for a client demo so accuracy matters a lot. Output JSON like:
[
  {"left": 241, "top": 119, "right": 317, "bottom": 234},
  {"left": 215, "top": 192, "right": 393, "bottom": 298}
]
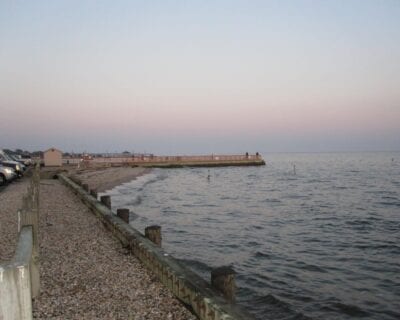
[{"left": 71, "top": 166, "right": 151, "bottom": 192}]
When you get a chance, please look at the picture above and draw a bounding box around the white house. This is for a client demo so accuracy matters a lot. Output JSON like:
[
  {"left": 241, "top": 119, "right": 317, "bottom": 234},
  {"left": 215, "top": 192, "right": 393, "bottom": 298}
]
[{"left": 43, "top": 148, "right": 62, "bottom": 167}]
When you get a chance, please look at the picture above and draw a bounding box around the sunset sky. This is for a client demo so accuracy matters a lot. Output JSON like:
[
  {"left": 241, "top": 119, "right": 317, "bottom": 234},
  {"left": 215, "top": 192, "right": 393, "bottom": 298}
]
[{"left": 1, "top": 1, "right": 399, "bottom": 154}]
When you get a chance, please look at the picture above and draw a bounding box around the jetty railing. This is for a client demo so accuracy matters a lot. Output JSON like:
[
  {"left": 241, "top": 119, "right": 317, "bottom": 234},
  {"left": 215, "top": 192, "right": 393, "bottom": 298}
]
[{"left": 0, "top": 164, "right": 40, "bottom": 320}]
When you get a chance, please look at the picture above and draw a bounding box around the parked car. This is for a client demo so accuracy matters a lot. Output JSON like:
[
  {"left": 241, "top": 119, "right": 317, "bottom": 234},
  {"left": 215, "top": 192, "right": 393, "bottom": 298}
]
[
  {"left": 20, "top": 154, "right": 33, "bottom": 166},
  {"left": 0, "top": 165, "right": 17, "bottom": 185},
  {"left": 4, "top": 151, "right": 27, "bottom": 171},
  {"left": 0, "top": 149, "right": 24, "bottom": 177}
]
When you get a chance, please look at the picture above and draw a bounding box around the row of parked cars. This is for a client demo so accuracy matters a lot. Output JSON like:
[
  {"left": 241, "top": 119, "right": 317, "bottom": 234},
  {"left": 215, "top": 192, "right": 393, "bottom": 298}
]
[{"left": 0, "top": 149, "right": 33, "bottom": 186}]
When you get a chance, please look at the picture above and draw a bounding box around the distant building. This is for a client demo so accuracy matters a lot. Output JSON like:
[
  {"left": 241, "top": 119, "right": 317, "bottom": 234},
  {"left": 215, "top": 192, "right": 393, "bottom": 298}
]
[{"left": 43, "top": 148, "right": 62, "bottom": 167}]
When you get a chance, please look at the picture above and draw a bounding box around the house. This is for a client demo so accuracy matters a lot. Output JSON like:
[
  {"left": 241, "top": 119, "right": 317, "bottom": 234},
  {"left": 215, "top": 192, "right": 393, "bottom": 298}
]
[{"left": 43, "top": 148, "right": 62, "bottom": 167}]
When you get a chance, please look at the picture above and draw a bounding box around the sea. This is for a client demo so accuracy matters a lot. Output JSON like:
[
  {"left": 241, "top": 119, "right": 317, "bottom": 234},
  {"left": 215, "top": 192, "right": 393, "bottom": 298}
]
[{"left": 103, "top": 152, "right": 400, "bottom": 320}]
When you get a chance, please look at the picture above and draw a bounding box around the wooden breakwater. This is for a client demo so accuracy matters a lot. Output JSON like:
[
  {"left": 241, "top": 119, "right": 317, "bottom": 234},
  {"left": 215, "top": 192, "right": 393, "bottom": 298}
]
[
  {"left": 64, "top": 153, "right": 266, "bottom": 168},
  {"left": 0, "top": 164, "right": 40, "bottom": 320},
  {"left": 59, "top": 173, "right": 254, "bottom": 320}
]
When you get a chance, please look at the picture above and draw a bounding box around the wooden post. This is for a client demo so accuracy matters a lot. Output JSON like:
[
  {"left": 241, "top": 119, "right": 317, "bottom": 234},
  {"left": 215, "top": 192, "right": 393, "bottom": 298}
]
[
  {"left": 100, "top": 195, "right": 111, "bottom": 209},
  {"left": 0, "top": 264, "right": 33, "bottom": 320},
  {"left": 18, "top": 187, "right": 41, "bottom": 299},
  {"left": 82, "top": 183, "right": 89, "bottom": 192},
  {"left": 117, "top": 208, "right": 130, "bottom": 223},
  {"left": 145, "top": 225, "right": 162, "bottom": 247},
  {"left": 211, "top": 266, "right": 236, "bottom": 302},
  {"left": 90, "top": 189, "right": 98, "bottom": 199},
  {"left": 0, "top": 227, "right": 34, "bottom": 320}
]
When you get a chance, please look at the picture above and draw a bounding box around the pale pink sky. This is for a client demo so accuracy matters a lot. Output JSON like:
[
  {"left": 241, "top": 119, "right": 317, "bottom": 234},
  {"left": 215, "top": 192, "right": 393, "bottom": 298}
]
[{"left": 1, "top": 1, "right": 399, "bottom": 153}]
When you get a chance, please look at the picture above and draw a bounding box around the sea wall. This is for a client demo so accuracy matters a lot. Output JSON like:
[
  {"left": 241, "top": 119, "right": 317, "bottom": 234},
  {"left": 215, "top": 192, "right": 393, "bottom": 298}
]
[{"left": 58, "top": 173, "right": 253, "bottom": 320}]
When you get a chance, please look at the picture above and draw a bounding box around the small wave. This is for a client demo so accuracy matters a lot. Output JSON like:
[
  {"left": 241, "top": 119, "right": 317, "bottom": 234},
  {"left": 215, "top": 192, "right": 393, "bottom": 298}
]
[
  {"left": 277, "top": 177, "right": 299, "bottom": 182},
  {"left": 295, "top": 261, "right": 327, "bottom": 273},
  {"left": 354, "top": 243, "right": 400, "bottom": 252},
  {"left": 136, "top": 173, "right": 168, "bottom": 191},
  {"left": 281, "top": 272, "right": 301, "bottom": 281},
  {"left": 322, "top": 302, "right": 369, "bottom": 317},
  {"left": 379, "top": 309, "right": 400, "bottom": 319},
  {"left": 345, "top": 219, "right": 372, "bottom": 226},
  {"left": 376, "top": 201, "right": 400, "bottom": 207},
  {"left": 261, "top": 198, "right": 282, "bottom": 203},
  {"left": 254, "top": 251, "right": 271, "bottom": 259},
  {"left": 220, "top": 195, "right": 239, "bottom": 200},
  {"left": 258, "top": 294, "right": 289, "bottom": 307},
  {"left": 280, "top": 291, "right": 314, "bottom": 303},
  {"left": 317, "top": 204, "right": 335, "bottom": 208},
  {"left": 366, "top": 190, "right": 397, "bottom": 195},
  {"left": 303, "top": 237, "right": 322, "bottom": 243},
  {"left": 332, "top": 185, "right": 348, "bottom": 190},
  {"left": 177, "top": 258, "right": 212, "bottom": 274},
  {"left": 283, "top": 194, "right": 310, "bottom": 200},
  {"left": 314, "top": 216, "right": 340, "bottom": 221},
  {"left": 224, "top": 243, "right": 240, "bottom": 249},
  {"left": 174, "top": 229, "right": 188, "bottom": 234},
  {"left": 247, "top": 241, "right": 261, "bottom": 246},
  {"left": 250, "top": 225, "right": 264, "bottom": 230},
  {"left": 365, "top": 216, "right": 382, "bottom": 222},
  {"left": 117, "top": 187, "right": 135, "bottom": 195},
  {"left": 248, "top": 293, "right": 313, "bottom": 320},
  {"left": 307, "top": 179, "right": 330, "bottom": 183},
  {"left": 162, "top": 209, "right": 180, "bottom": 216},
  {"left": 226, "top": 210, "right": 242, "bottom": 216},
  {"left": 125, "top": 195, "right": 142, "bottom": 206},
  {"left": 381, "top": 196, "right": 399, "bottom": 200},
  {"left": 345, "top": 220, "right": 374, "bottom": 232},
  {"left": 241, "top": 275, "right": 272, "bottom": 291},
  {"left": 182, "top": 203, "right": 218, "bottom": 208}
]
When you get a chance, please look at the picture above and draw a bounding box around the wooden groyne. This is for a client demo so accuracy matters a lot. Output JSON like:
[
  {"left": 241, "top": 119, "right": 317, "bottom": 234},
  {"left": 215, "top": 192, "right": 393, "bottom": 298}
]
[
  {"left": 64, "top": 154, "right": 266, "bottom": 168},
  {"left": 59, "top": 173, "right": 254, "bottom": 320}
]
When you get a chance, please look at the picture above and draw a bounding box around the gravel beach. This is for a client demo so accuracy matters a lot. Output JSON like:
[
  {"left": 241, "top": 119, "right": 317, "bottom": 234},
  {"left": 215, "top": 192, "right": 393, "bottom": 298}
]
[
  {"left": 1, "top": 170, "right": 196, "bottom": 319},
  {"left": 0, "top": 179, "right": 29, "bottom": 263}
]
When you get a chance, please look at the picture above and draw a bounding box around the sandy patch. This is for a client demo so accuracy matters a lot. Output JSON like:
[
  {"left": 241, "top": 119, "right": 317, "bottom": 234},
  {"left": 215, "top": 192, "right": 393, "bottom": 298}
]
[{"left": 71, "top": 166, "right": 151, "bottom": 192}]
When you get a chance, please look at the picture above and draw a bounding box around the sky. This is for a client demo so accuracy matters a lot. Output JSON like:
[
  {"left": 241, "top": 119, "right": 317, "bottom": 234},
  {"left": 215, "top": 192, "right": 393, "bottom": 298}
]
[{"left": 1, "top": 0, "right": 399, "bottom": 154}]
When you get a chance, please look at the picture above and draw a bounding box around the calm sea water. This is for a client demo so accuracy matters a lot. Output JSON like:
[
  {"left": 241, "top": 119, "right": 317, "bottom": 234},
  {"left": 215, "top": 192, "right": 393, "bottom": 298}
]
[{"left": 104, "top": 152, "right": 400, "bottom": 320}]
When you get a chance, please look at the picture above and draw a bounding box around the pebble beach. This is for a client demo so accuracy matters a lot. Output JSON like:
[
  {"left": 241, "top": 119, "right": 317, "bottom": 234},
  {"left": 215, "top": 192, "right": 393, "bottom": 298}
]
[{"left": 0, "top": 168, "right": 196, "bottom": 320}]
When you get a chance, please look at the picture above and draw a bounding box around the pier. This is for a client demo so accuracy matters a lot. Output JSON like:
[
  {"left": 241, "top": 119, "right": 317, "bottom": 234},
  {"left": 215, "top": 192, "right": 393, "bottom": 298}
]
[{"left": 64, "top": 153, "right": 266, "bottom": 168}]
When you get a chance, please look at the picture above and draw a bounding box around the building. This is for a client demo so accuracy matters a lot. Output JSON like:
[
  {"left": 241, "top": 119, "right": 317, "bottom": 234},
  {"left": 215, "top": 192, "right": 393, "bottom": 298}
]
[{"left": 43, "top": 148, "right": 62, "bottom": 167}]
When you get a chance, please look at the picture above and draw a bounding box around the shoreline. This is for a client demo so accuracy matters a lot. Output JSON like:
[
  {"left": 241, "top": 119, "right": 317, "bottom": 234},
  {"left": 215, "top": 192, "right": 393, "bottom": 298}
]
[{"left": 58, "top": 172, "right": 252, "bottom": 320}]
